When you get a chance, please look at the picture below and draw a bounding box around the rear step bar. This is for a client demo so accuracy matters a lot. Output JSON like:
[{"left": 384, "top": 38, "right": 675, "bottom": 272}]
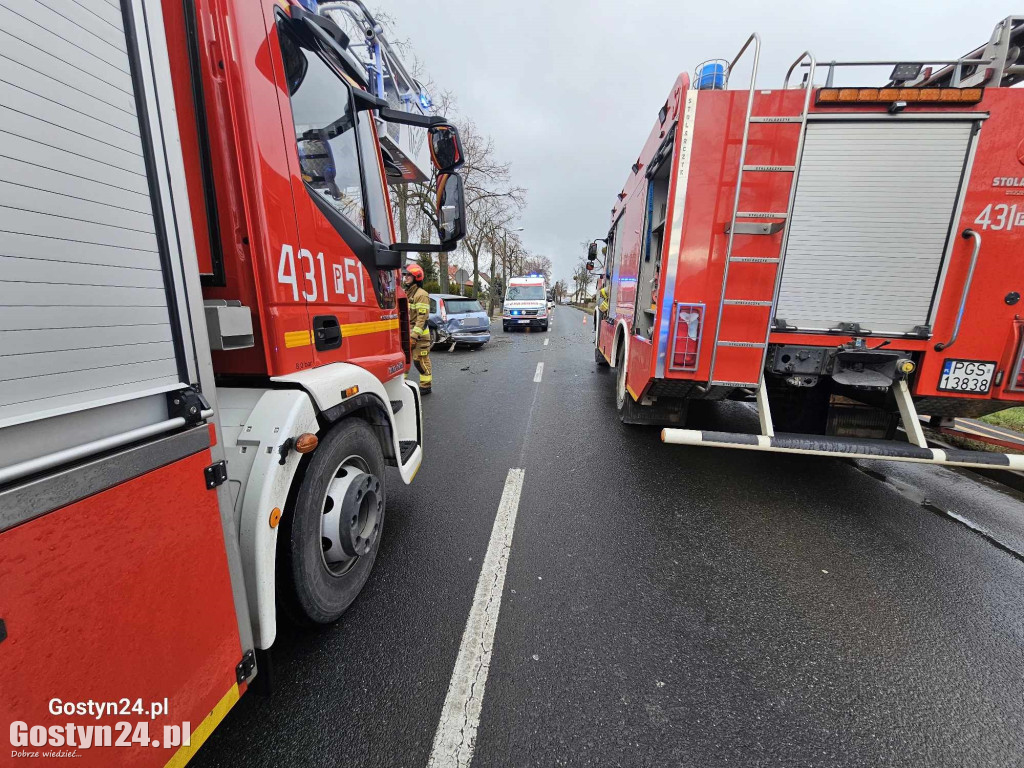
[{"left": 661, "top": 429, "right": 1024, "bottom": 471}]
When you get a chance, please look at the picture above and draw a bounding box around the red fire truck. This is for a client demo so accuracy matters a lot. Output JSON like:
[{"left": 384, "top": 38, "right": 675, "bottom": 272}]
[
  {"left": 591, "top": 17, "right": 1024, "bottom": 471},
  {"left": 1, "top": 0, "right": 464, "bottom": 763}
]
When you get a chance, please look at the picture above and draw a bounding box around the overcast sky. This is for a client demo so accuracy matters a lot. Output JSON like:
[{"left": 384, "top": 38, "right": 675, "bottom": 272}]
[{"left": 378, "top": 0, "right": 1016, "bottom": 286}]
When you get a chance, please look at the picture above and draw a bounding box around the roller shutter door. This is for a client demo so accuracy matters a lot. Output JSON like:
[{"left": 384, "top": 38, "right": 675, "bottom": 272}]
[
  {"left": 0, "top": 0, "right": 184, "bottom": 428},
  {"left": 776, "top": 120, "right": 974, "bottom": 336}
]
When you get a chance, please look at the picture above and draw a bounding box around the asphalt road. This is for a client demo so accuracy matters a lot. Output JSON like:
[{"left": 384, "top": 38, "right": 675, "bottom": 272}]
[{"left": 193, "top": 307, "right": 1024, "bottom": 768}]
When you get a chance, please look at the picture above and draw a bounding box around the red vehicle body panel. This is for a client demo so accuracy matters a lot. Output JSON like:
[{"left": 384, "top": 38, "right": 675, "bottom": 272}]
[
  {"left": 0, "top": 431, "right": 243, "bottom": 767},
  {"left": 165, "top": 0, "right": 407, "bottom": 382},
  {"left": 601, "top": 77, "right": 1024, "bottom": 409}
]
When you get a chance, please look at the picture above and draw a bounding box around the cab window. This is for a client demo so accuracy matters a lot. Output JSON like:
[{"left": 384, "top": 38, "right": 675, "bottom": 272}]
[
  {"left": 429, "top": 298, "right": 437, "bottom": 313},
  {"left": 279, "top": 26, "right": 364, "bottom": 229},
  {"left": 357, "top": 112, "right": 392, "bottom": 245},
  {"left": 278, "top": 23, "right": 391, "bottom": 245}
]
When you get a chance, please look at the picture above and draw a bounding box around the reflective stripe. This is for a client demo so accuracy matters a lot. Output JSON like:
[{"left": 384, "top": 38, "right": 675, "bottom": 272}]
[
  {"left": 284, "top": 330, "right": 314, "bottom": 348},
  {"left": 413, "top": 303, "right": 430, "bottom": 311},
  {"left": 164, "top": 684, "right": 240, "bottom": 768},
  {"left": 411, "top": 327, "right": 424, "bottom": 336},
  {"left": 419, "top": 374, "right": 432, "bottom": 383},
  {"left": 344, "top": 318, "right": 400, "bottom": 337}
]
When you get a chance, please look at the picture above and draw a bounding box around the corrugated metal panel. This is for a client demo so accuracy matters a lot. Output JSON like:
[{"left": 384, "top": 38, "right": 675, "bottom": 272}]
[
  {"left": 0, "top": 0, "right": 181, "bottom": 428},
  {"left": 777, "top": 121, "right": 973, "bottom": 335}
]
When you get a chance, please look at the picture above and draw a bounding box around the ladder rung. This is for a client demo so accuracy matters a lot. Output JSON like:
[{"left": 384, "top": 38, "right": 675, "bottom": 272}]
[
  {"left": 711, "top": 380, "right": 760, "bottom": 388},
  {"left": 742, "top": 165, "right": 795, "bottom": 172},
  {"left": 729, "top": 257, "right": 780, "bottom": 263},
  {"left": 723, "top": 300, "right": 773, "bottom": 307},
  {"left": 749, "top": 116, "right": 803, "bottom": 123},
  {"left": 736, "top": 211, "right": 788, "bottom": 219},
  {"left": 717, "top": 341, "right": 767, "bottom": 348}
]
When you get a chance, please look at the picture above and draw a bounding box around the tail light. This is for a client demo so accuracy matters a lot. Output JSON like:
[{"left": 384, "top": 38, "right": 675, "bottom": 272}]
[
  {"left": 398, "top": 297, "right": 411, "bottom": 365},
  {"left": 440, "top": 301, "right": 448, "bottom": 321},
  {"left": 669, "top": 302, "right": 704, "bottom": 372}
]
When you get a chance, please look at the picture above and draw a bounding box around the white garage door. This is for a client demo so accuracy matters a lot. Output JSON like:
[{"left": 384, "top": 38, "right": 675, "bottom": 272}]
[{"left": 776, "top": 120, "right": 975, "bottom": 336}]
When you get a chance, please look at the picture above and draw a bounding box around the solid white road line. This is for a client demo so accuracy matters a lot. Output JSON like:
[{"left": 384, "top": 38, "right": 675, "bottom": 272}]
[
  {"left": 543, "top": 338, "right": 549, "bottom": 346},
  {"left": 533, "top": 362, "right": 544, "bottom": 382},
  {"left": 426, "top": 468, "right": 526, "bottom": 768}
]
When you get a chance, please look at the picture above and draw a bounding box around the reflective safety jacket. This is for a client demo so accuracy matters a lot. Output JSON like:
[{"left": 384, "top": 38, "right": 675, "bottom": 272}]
[{"left": 409, "top": 285, "right": 430, "bottom": 343}]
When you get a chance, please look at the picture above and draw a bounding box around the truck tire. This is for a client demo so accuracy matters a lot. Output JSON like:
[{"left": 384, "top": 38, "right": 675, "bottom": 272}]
[
  {"left": 615, "top": 344, "right": 643, "bottom": 423},
  {"left": 279, "top": 418, "right": 386, "bottom": 625},
  {"left": 594, "top": 346, "right": 609, "bottom": 366}
]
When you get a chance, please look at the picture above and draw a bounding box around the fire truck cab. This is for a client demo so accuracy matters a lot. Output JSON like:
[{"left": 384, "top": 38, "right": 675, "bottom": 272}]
[
  {"left": 593, "top": 17, "right": 1024, "bottom": 470},
  {"left": 0, "top": 0, "right": 464, "bottom": 762}
]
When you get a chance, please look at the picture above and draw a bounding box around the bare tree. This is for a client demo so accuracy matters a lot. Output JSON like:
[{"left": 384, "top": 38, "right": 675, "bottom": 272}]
[
  {"left": 572, "top": 258, "right": 594, "bottom": 304},
  {"left": 522, "top": 255, "right": 553, "bottom": 281}
]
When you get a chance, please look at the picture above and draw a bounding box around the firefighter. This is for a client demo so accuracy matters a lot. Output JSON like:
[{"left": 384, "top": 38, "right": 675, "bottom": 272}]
[
  {"left": 598, "top": 284, "right": 610, "bottom": 315},
  {"left": 403, "top": 264, "right": 432, "bottom": 394}
]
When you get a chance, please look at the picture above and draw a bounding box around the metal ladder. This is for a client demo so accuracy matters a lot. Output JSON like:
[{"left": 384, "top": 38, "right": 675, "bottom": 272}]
[{"left": 706, "top": 37, "right": 817, "bottom": 390}]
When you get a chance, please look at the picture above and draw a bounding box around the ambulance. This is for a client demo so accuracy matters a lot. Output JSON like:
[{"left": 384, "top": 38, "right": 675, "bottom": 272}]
[{"left": 502, "top": 275, "right": 550, "bottom": 331}]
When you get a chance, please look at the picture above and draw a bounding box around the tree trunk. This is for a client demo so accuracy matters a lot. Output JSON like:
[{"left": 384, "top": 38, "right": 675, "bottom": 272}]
[
  {"left": 487, "top": 247, "right": 497, "bottom": 316},
  {"left": 470, "top": 251, "right": 480, "bottom": 298},
  {"left": 439, "top": 251, "right": 450, "bottom": 292}
]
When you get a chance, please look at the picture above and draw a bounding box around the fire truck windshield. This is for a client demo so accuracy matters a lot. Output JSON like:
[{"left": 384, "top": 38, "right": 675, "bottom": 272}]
[{"left": 278, "top": 23, "right": 391, "bottom": 245}]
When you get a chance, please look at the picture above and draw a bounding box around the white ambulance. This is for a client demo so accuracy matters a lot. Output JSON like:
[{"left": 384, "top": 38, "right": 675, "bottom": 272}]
[{"left": 502, "top": 275, "right": 550, "bottom": 332}]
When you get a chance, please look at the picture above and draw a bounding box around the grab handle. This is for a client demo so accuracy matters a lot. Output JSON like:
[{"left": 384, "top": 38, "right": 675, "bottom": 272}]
[{"left": 935, "top": 228, "right": 982, "bottom": 351}]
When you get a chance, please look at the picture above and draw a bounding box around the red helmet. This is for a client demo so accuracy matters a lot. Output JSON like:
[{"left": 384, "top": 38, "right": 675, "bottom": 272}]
[{"left": 403, "top": 263, "right": 425, "bottom": 282}]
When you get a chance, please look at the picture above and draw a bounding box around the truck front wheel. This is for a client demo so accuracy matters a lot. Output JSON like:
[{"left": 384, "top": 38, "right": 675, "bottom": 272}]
[
  {"left": 615, "top": 344, "right": 643, "bottom": 423},
  {"left": 279, "top": 418, "right": 386, "bottom": 625}
]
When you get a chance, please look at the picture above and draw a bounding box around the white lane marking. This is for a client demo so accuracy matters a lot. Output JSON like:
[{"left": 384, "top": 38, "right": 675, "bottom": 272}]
[
  {"left": 427, "top": 468, "right": 526, "bottom": 768},
  {"left": 543, "top": 338, "right": 549, "bottom": 346},
  {"left": 533, "top": 362, "right": 544, "bottom": 382}
]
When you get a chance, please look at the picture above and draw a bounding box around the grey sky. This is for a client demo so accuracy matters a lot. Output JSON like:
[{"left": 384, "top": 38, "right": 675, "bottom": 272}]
[{"left": 380, "top": 0, "right": 1016, "bottom": 286}]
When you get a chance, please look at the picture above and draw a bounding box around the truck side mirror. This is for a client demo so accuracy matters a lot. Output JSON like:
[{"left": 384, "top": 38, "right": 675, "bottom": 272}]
[
  {"left": 429, "top": 124, "right": 465, "bottom": 173},
  {"left": 436, "top": 172, "right": 466, "bottom": 245},
  {"left": 588, "top": 242, "right": 598, "bottom": 260},
  {"left": 373, "top": 243, "right": 402, "bottom": 269},
  {"left": 388, "top": 171, "right": 466, "bottom": 254}
]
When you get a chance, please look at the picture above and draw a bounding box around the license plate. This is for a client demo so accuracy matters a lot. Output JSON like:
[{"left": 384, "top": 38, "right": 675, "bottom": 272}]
[
  {"left": 938, "top": 359, "right": 996, "bottom": 394},
  {"left": 517, "top": 319, "right": 530, "bottom": 324}
]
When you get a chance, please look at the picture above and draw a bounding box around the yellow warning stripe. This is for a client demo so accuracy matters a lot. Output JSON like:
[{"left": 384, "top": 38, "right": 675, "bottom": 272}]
[
  {"left": 284, "top": 319, "right": 401, "bottom": 348},
  {"left": 163, "top": 683, "right": 240, "bottom": 768},
  {"left": 343, "top": 318, "right": 401, "bottom": 337},
  {"left": 626, "top": 385, "right": 639, "bottom": 401},
  {"left": 284, "top": 330, "right": 314, "bottom": 348}
]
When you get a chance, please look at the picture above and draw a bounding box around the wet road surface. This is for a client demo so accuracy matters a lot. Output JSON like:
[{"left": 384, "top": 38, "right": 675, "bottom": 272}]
[{"left": 194, "top": 306, "right": 1024, "bottom": 768}]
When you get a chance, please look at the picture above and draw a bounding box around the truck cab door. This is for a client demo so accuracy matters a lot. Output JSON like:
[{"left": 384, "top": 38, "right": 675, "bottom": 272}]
[{"left": 265, "top": 10, "right": 404, "bottom": 382}]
